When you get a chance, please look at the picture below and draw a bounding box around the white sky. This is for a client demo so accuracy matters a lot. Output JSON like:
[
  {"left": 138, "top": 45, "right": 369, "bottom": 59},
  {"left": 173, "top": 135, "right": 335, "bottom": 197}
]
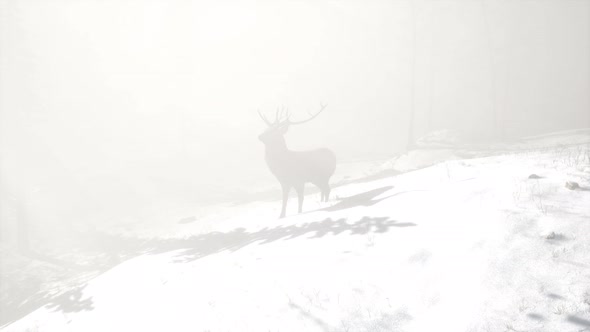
[{"left": 0, "top": 0, "right": 588, "bottom": 207}]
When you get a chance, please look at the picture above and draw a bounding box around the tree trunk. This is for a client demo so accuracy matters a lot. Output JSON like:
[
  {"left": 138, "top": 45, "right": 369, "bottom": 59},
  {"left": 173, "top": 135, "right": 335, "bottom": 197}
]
[
  {"left": 481, "top": 0, "right": 501, "bottom": 139},
  {"left": 407, "top": 0, "right": 418, "bottom": 150},
  {"left": 16, "top": 195, "right": 30, "bottom": 254}
]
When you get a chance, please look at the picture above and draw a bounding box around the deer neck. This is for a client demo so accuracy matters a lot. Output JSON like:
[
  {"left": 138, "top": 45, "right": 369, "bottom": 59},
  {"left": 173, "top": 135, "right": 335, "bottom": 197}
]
[
  {"left": 264, "top": 138, "right": 289, "bottom": 155},
  {"left": 264, "top": 139, "right": 292, "bottom": 174}
]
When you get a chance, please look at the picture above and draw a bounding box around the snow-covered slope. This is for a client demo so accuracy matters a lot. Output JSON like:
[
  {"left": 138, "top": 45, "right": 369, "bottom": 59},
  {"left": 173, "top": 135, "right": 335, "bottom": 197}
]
[{"left": 3, "top": 130, "right": 590, "bottom": 332}]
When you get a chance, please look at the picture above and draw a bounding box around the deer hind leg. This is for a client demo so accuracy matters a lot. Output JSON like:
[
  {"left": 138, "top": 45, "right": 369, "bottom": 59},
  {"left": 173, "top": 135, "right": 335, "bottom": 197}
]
[
  {"left": 295, "top": 184, "right": 304, "bottom": 213},
  {"left": 317, "top": 182, "right": 330, "bottom": 202},
  {"left": 280, "top": 185, "right": 290, "bottom": 218}
]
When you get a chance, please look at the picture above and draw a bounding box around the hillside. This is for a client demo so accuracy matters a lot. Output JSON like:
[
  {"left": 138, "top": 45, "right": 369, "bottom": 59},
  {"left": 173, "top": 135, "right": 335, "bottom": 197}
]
[{"left": 2, "top": 130, "right": 590, "bottom": 332}]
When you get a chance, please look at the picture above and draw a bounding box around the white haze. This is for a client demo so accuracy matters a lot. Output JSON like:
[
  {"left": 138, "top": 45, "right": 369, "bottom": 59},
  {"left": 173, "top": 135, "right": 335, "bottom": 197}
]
[
  {"left": 0, "top": 0, "right": 589, "bottom": 327},
  {"left": 1, "top": 0, "right": 589, "bottom": 211}
]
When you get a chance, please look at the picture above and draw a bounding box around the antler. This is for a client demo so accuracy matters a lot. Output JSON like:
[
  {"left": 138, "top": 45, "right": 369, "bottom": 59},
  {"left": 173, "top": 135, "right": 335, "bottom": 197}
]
[
  {"left": 259, "top": 106, "right": 289, "bottom": 127},
  {"left": 258, "top": 110, "right": 272, "bottom": 126},
  {"left": 276, "top": 106, "right": 290, "bottom": 124},
  {"left": 259, "top": 103, "right": 326, "bottom": 127},
  {"left": 286, "top": 103, "right": 327, "bottom": 125}
]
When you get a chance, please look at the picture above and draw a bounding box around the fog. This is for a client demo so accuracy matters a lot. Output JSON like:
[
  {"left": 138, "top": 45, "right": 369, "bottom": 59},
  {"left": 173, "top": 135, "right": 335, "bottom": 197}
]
[
  {"left": 1, "top": 0, "right": 590, "bottom": 328},
  {"left": 1, "top": 0, "right": 589, "bottom": 246}
]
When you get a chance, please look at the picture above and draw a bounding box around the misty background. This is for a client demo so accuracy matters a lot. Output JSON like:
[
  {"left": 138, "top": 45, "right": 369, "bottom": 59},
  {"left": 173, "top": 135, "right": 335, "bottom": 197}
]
[{"left": 1, "top": 0, "right": 589, "bottom": 236}]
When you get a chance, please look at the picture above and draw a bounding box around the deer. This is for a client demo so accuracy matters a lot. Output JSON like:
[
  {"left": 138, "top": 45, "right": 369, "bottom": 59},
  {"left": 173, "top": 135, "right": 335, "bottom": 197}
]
[{"left": 258, "top": 103, "right": 336, "bottom": 218}]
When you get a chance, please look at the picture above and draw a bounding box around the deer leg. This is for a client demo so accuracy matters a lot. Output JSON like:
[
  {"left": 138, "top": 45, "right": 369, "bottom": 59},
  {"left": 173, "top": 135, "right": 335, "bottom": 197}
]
[
  {"left": 295, "top": 184, "right": 304, "bottom": 213},
  {"left": 317, "top": 182, "right": 330, "bottom": 202},
  {"left": 280, "top": 185, "right": 289, "bottom": 218}
]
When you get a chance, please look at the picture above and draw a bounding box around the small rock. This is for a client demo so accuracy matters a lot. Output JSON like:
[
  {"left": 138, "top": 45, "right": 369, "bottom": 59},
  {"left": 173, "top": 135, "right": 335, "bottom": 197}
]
[
  {"left": 528, "top": 174, "right": 542, "bottom": 179},
  {"left": 565, "top": 181, "right": 580, "bottom": 190},
  {"left": 545, "top": 232, "right": 556, "bottom": 239}
]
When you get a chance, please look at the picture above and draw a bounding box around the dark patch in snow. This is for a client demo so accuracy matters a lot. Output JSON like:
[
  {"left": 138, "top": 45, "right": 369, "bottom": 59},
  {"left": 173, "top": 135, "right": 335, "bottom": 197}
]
[
  {"left": 545, "top": 232, "right": 567, "bottom": 242},
  {"left": 528, "top": 174, "right": 543, "bottom": 179},
  {"left": 567, "top": 315, "right": 590, "bottom": 328},
  {"left": 546, "top": 293, "right": 565, "bottom": 300},
  {"left": 526, "top": 313, "right": 545, "bottom": 321}
]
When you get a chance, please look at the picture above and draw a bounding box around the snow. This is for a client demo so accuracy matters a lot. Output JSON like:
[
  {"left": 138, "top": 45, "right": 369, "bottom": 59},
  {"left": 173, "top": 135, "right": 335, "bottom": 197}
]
[{"left": 3, "top": 130, "right": 590, "bottom": 332}]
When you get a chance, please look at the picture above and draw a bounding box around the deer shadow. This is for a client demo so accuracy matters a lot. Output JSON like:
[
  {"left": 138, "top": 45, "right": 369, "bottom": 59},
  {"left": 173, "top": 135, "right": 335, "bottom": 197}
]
[
  {"left": 312, "top": 186, "right": 429, "bottom": 213},
  {"left": 230, "top": 169, "right": 402, "bottom": 207},
  {"left": 319, "top": 186, "right": 394, "bottom": 212}
]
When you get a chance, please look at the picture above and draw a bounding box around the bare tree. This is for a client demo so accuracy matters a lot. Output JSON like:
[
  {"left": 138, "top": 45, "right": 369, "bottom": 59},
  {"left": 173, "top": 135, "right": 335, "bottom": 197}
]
[
  {"left": 15, "top": 190, "right": 30, "bottom": 253},
  {"left": 258, "top": 104, "right": 336, "bottom": 218},
  {"left": 427, "top": 2, "right": 437, "bottom": 133},
  {"left": 407, "top": 0, "right": 418, "bottom": 150},
  {"left": 481, "top": 0, "right": 501, "bottom": 138}
]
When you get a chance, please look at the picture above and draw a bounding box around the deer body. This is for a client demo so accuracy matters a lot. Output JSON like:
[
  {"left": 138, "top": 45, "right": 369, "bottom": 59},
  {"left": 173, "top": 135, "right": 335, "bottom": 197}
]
[{"left": 258, "top": 104, "right": 336, "bottom": 218}]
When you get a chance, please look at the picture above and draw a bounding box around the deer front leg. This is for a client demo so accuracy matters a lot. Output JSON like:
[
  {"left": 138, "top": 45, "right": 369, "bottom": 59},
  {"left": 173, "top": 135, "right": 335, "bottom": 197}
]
[
  {"left": 280, "top": 185, "right": 290, "bottom": 218},
  {"left": 323, "top": 185, "right": 331, "bottom": 202},
  {"left": 295, "top": 184, "right": 304, "bottom": 214}
]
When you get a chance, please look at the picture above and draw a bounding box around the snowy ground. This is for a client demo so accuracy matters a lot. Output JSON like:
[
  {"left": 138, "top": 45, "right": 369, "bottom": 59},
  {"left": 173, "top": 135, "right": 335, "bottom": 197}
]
[{"left": 2, "top": 130, "right": 590, "bottom": 331}]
